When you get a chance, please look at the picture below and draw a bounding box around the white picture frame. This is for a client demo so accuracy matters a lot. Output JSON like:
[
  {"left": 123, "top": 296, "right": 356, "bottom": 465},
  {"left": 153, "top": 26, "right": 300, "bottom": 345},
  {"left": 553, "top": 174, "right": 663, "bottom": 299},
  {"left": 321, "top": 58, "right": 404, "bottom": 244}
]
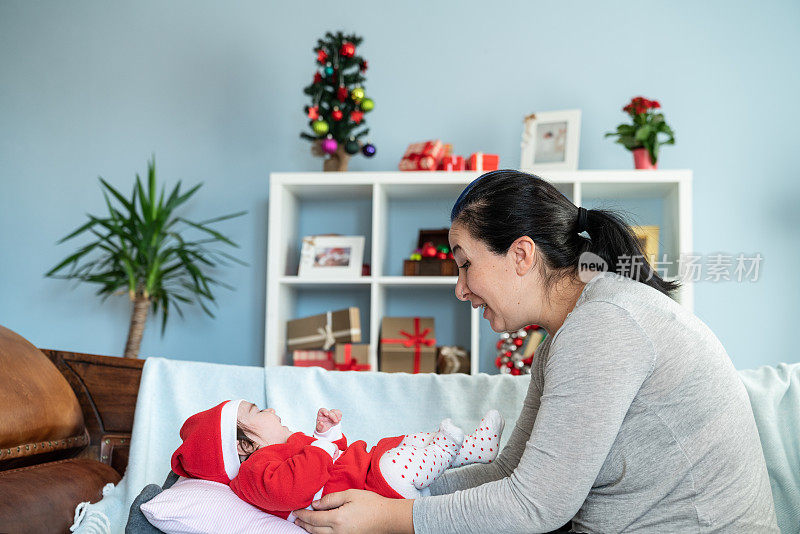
[
  {"left": 520, "top": 109, "right": 582, "bottom": 171},
  {"left": 298, "top": 235, "right": 365, "bottom": 279}
]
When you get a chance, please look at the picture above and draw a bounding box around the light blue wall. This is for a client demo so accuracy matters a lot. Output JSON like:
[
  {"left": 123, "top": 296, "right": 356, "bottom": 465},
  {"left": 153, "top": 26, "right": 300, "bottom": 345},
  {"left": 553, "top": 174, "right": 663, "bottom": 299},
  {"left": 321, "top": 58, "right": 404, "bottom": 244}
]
[{"left": 1, "top": 1, "right": 798, "bottom": 371}]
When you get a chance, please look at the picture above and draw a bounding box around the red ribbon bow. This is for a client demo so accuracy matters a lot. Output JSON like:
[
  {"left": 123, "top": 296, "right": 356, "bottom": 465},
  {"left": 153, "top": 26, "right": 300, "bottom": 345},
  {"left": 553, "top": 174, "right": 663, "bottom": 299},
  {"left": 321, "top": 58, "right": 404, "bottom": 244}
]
[
  {"left": 334, "top": 344, "right": 370, "bottom": 371},
  {"left": 381, "top": 317, "right": 436, "bottom": 373}
]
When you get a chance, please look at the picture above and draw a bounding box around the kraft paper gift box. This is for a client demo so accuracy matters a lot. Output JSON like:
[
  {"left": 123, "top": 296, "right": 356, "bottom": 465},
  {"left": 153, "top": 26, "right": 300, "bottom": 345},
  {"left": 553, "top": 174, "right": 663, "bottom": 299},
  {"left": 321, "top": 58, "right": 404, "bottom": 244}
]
[
  {"left": 379, "top": 317, "right": 437, "bottom": 374},
  {"left": 292, "top": 350, "right": 335, "bottom": 370},
  {"left": 334, "top": 343, "right": 371, "bottom": 371},
  {"left": 287, "top": 307, "right": 361, "bottom": 351}
]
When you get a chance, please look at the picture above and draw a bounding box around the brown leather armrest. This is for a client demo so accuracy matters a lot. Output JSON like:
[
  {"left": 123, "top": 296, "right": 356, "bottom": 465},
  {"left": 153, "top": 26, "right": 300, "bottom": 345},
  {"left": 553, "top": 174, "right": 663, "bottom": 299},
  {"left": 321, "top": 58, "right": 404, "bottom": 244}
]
[
  {"left": 40, "top": 349, "right": 144, "bottom": 477},
  {"left": 0, "top": 457, "right": 121, "bottom": 534}
]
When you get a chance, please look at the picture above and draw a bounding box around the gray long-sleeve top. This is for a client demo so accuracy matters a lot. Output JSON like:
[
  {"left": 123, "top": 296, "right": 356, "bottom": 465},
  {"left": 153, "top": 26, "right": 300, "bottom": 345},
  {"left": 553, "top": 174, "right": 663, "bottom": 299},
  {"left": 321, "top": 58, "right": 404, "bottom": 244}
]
[{"left": 412, "top": 272, "right": 778, "bottom": 533}]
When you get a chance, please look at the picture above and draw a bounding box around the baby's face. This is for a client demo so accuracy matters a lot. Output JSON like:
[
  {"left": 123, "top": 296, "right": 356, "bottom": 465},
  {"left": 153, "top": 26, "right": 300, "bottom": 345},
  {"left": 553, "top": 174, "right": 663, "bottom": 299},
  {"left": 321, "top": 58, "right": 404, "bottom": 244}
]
[{"left": 237, "top": 401, "right": 292, "bottom": 449}]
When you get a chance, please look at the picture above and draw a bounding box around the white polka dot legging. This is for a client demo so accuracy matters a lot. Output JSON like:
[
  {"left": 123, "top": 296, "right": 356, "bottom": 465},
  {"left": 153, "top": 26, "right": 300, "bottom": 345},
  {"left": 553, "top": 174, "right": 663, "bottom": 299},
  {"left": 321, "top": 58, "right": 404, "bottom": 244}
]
[{"left": 378, "top": 410, "right": 504, "bottom": 499}]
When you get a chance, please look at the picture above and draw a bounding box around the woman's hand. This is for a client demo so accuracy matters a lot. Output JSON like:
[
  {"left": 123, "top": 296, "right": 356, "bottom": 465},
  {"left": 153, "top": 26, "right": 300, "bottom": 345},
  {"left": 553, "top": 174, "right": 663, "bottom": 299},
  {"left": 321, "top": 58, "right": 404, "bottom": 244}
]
[
  {"left": 292, "top": 489, "right": 414, "bottom": 534},
  {"left": 315, "top": 408, "right": 342, "bottom": 433}
]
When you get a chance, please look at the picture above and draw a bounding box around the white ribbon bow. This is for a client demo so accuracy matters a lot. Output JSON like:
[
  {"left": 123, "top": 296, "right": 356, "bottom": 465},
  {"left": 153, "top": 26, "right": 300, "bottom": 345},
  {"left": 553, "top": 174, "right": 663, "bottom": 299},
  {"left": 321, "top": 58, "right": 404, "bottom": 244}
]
[
  {"left": 440, "top": 346, "right": 467, "bottom": 359},
  {"left": 316, "top": 311, "right": 336, "bottom": 350}
]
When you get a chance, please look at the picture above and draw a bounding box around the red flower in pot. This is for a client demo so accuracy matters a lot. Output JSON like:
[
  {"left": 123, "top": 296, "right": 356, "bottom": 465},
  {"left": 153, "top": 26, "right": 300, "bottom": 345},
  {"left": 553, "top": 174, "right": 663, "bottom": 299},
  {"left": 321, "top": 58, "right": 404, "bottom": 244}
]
[{"left": 605, "top": 96, "right": 675, "bottom": 169}]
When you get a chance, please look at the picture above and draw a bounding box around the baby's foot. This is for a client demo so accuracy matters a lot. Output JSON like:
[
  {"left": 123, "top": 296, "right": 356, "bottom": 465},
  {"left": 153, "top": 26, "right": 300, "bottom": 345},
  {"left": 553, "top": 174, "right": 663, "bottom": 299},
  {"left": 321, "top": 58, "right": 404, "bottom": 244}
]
[
  {"left": 451, "top": 410, "right": 504, "bottom": 468},
  {"left": 409, "top": 420, "right": 464, "bottom": 490},
  {"left": 437, "top": 418, "right": 465, "bottom": 450}
]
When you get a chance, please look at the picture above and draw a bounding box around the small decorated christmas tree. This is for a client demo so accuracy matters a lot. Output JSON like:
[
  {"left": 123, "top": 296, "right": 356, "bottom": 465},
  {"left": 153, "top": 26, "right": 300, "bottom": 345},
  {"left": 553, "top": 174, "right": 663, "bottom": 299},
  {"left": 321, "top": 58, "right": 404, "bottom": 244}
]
[
  {"left": 495, "top": 325, "right": 546, "bottom": 375},
  {"left": 300, "top": 31, "right": 376, "bottom": 172}
]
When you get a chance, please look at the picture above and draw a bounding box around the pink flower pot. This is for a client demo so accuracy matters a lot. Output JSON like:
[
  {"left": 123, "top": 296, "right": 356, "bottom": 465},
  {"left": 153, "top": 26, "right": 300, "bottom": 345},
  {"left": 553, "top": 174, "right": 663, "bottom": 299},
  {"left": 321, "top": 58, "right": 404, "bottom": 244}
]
[{"left": 633, "top": 148, "right": 657, "bottom": 169}]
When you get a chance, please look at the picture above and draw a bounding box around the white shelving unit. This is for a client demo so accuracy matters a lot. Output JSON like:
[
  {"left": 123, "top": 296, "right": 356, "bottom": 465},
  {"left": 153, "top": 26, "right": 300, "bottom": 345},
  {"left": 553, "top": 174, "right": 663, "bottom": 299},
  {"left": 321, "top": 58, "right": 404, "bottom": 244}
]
[{"left": 265, "top": 170, "right": 693, "bottom": 373}]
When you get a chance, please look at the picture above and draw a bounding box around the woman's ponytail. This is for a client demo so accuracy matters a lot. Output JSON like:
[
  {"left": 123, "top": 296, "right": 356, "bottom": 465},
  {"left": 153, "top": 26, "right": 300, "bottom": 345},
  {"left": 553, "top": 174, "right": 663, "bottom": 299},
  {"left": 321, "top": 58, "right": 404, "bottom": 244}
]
[{"left": 583, "top": 208, "right": 680, "bottom": 296}]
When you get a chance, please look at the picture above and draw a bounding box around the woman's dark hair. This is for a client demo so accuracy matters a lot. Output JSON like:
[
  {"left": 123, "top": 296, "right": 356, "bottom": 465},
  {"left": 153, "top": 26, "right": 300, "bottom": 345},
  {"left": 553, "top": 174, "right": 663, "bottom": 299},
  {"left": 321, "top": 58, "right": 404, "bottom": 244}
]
[{"left": 450, "top": 169, "right": 679, "bottom": 296}]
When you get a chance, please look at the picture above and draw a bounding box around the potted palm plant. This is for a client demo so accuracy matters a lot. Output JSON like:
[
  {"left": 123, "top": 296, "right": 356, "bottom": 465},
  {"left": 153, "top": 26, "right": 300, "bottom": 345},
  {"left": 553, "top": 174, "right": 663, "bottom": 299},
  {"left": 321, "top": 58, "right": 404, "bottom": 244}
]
[
  {"left": 605, "top": 96, "right": 675, "bottom": 169},
  {"left": 46, "top": 158, "right": 246, "bottom": 358}
]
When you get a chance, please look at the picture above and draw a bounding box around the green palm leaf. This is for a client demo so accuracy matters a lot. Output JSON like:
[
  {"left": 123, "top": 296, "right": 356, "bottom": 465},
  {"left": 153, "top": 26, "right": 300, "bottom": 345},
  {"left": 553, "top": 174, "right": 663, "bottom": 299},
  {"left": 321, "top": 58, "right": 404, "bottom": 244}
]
[{"left": 45, "top": 156, "right": 247, "bottom": 357}]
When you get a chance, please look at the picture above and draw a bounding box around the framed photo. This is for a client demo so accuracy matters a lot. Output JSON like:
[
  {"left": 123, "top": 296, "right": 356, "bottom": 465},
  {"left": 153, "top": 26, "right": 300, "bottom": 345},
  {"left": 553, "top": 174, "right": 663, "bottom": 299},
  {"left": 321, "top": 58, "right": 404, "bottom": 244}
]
[
  {"left": 520, "top": 109, "right": 582, "bottom": 171},
  {"left": 633, "top": 225, "right": 660, "bottom": 265},
  {"left": 298, "top": 235, "right": 365, "bottom": 278}
]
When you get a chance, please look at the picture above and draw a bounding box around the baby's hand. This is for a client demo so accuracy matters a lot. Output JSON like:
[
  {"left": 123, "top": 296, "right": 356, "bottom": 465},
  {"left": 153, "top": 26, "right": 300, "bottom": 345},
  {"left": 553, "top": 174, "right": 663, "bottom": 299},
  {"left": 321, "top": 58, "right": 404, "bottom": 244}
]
[{"left": 315, "top": 408, "right": 342, "bottom": 433}]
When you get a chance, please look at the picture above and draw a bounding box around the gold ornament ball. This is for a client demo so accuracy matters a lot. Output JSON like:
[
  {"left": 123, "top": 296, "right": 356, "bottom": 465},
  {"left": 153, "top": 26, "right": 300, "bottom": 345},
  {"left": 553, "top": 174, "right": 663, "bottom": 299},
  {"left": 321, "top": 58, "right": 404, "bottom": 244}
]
[
  {"left": 360, "top": 98, "right": 374, "bottom": 112},
  {"left": 312, "top": 120, "right": 329, "bottom": 135},
  {"left": 351, "top": 87, "right": 365, "bottom": 101}
]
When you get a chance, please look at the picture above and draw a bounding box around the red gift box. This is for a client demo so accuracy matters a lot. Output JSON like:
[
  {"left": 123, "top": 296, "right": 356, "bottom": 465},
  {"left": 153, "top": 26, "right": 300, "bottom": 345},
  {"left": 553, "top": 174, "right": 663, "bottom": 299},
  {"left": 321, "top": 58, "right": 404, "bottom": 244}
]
[
  {"left": 438, "top": 155, "right": 465, "bottom": 171},
  {"left": 292, "top": 350, "right": 335, "bottom": 370},
  {"left": 399, "top": 140, "right": 446, "bottom": 171},
  {"left": 466, "top": 152, "right": 499, "bottom": 172}
]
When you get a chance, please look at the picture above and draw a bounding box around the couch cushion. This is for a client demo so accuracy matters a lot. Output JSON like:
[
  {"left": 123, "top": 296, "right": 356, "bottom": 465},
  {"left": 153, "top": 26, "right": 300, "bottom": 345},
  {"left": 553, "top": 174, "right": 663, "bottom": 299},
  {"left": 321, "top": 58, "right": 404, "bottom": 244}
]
[
  {"left": 0, "top": 325, "right": 87, "bottom": 470},
  {"left": 0, "top": 457, "right": 121, "bottom": 534},
  {"left": 738, "top": 363, "right": 800, "bottom": 534},
  {"left": 140, "top": 476, "right": 306, "bottom": 533}
]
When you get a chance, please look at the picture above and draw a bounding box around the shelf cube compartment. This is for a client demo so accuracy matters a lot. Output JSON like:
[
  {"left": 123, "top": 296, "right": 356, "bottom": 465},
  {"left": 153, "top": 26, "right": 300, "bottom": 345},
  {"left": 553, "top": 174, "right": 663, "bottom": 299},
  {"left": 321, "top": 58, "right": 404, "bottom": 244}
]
[
  {"left": 376, "top": 285, "right": 472, "bottom": 374},
  {"left": 581, "top": 181, "right": 682, "bottom": 279},
  {"left": 270, "top": 284, "right": 371, "bottom": 366},
  {"left": 271, "top": 182, "right": 373, "bottom": 277},
  {"left": 380, "top": 183, "right": 466, "bottom": 277}
]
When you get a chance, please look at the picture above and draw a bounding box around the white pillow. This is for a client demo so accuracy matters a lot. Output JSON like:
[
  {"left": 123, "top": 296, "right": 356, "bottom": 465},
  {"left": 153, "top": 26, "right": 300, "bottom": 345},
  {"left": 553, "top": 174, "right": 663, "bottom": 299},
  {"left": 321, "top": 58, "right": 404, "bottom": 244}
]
[{"left": 140, "top": 476, "right": 307, "bottom": 534}]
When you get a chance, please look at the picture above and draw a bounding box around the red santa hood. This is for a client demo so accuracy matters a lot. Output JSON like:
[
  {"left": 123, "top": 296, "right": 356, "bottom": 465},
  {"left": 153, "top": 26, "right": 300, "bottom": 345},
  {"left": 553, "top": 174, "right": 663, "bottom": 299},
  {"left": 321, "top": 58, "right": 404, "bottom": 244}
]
[{"left": 171, "top": 399, "right": 245, "bottom": 484}]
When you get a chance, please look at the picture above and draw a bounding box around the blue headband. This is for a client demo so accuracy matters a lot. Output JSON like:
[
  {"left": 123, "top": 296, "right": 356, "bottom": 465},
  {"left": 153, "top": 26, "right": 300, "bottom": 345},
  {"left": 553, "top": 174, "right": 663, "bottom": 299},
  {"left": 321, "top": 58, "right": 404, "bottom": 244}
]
[{"left": 450, "top": 170, "right": 503, "bottom": 221}]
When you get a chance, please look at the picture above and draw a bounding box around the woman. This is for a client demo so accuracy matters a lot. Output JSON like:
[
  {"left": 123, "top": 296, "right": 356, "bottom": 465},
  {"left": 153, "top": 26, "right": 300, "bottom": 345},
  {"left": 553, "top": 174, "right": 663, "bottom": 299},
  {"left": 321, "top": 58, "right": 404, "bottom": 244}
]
[{"left": 293, "top": 170, "right": 778, "bottom": 533}]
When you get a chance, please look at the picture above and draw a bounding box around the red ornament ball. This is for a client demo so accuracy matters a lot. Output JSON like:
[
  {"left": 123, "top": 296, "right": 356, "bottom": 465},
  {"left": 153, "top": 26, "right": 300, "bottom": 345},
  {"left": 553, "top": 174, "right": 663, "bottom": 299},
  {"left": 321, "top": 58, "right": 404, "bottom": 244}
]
[
  {"left": 511, "top": 367, "right": 521, "bottom": 376},
  {"left": 496, "top": 340, "right": 503, "bottom": 349},
  {"left": 340, "top": 42, "right": 356, "bottom": 57},
  {"left": 337, "top": 86, "right": 348, "bottom": 102},
  {"left": 495, "top": 356, "right": 503, "bottom": 368},
  {"left": 313, "top": 72, "right": 322, "bottom": 84},
  {"left": 331, "top": 108, "right": 343, "bottom": 121},
  {"left": 436, "top": 252, "right": 447, "bottom": 260},
  {"left": 513, "top": 338, "right": 524, "bottom": 347},
  {"left": 504, "top": 351, "right": 512, "bottom": 358},
  {"left": 506, "top": 360, "right": 514, "bottom": 368}
]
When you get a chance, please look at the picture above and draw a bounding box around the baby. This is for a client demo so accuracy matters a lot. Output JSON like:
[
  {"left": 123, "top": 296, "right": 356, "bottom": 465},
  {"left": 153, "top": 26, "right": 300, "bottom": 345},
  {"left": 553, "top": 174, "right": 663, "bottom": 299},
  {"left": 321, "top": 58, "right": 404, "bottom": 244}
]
[{"left": 170, "top": 400, "right": 504, "bottom": 523}]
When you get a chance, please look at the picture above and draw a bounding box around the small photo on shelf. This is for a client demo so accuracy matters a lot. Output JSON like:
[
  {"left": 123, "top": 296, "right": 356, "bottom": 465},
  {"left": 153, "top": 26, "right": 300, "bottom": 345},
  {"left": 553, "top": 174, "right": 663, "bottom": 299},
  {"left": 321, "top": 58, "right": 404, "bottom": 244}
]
[
  {"left": 298, "top": 235, "right": 365, "bottom": 278},
  {"left": 520, "top": 109, "right": 581, "bottom": 171}
]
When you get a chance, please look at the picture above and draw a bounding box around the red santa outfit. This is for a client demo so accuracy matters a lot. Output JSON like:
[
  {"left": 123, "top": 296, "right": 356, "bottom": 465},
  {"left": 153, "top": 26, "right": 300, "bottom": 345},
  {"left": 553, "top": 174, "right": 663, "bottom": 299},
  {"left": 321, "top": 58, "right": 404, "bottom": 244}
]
[
  {"left": 170, "top": 400, "right": 405, "bottom": 522},
  {"left": 231, "top": 426, "right": 407, "bottom": 521},
  {"left": 171, "top": 400, "right": 503, "bottom": 523}
]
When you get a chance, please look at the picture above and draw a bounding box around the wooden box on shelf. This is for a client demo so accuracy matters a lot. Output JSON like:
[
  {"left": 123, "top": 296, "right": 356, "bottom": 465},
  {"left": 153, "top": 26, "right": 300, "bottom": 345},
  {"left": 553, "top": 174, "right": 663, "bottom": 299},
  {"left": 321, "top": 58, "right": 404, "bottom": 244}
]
[
  {"left": 403, "top": 258, "right": 457, "bottom": 276},
  {"left": 402, "top": 228, "right": 457, "bottom": 276}
]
